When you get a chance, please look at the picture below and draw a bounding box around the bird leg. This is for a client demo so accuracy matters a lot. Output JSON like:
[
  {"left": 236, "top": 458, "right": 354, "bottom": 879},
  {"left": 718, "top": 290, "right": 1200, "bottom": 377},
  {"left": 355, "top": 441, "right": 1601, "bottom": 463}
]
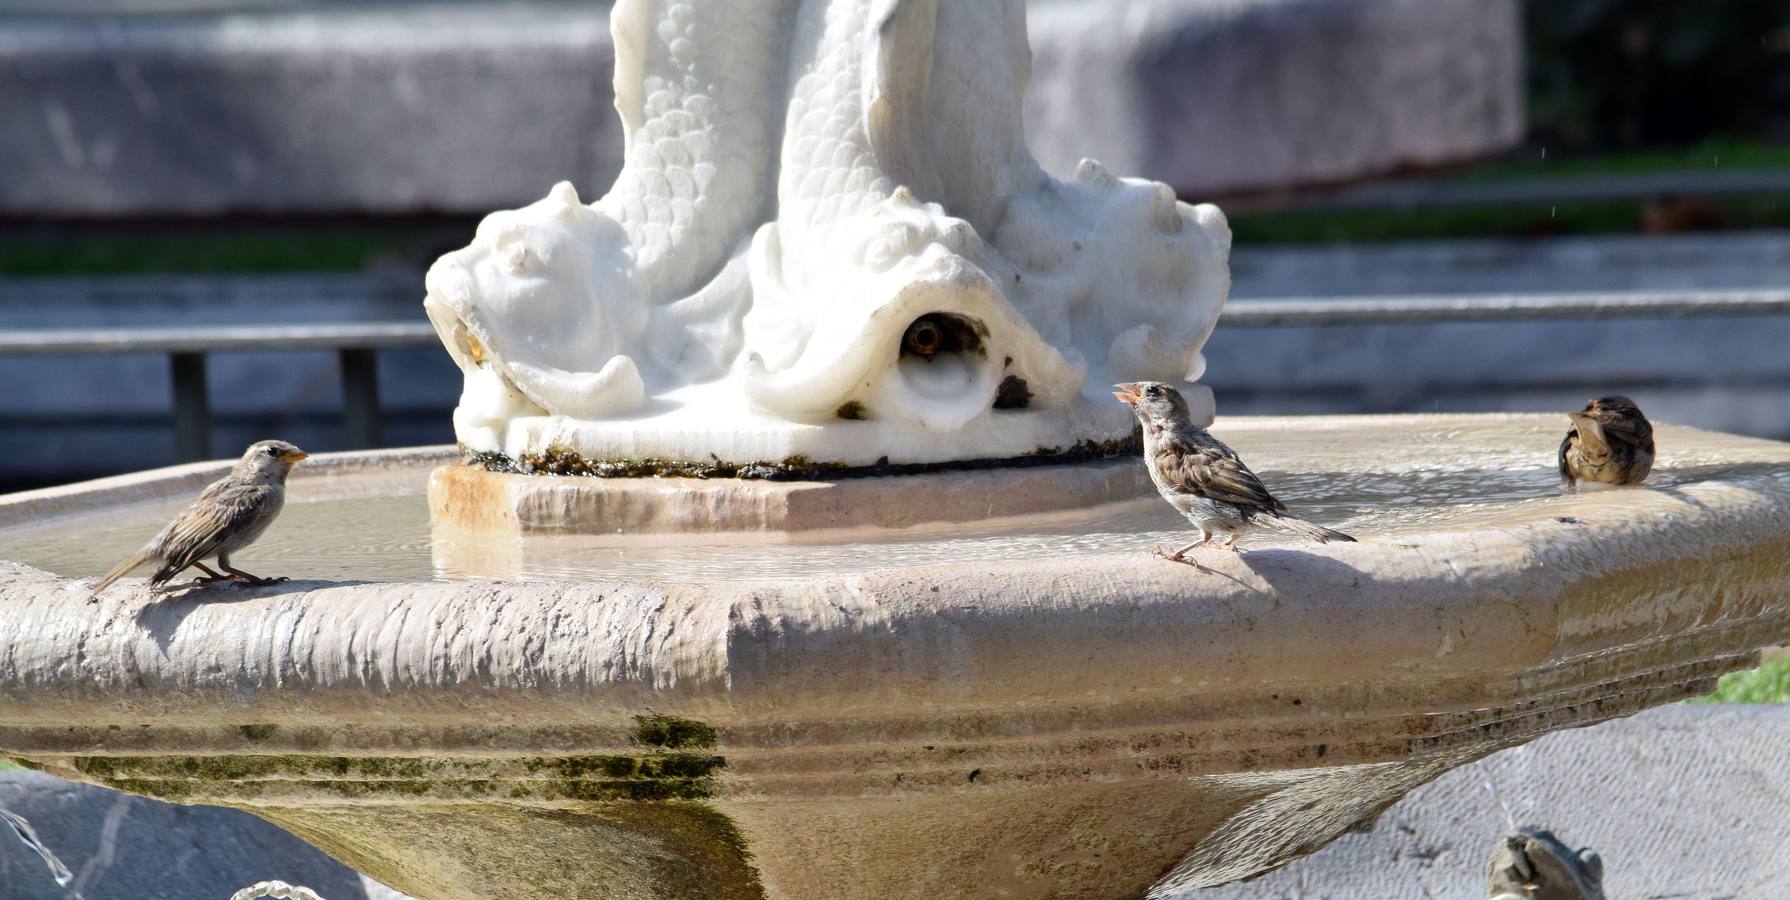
[
  {"left": 217, "top": 554, "right": 287, "bottom": 586},
  {"left": 1219, "top": 535, "right": 1241, "bottom": 553},
  {"left": 190, "top": 562, "right": 232, "bottom": 583},
  {"left": 1154, "top": 531, "right": 1212, "bottom": 562}
]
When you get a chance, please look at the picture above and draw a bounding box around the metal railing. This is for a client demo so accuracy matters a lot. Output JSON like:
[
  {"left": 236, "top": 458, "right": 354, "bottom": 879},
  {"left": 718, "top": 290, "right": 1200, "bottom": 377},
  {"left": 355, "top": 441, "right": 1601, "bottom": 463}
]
[
  {"left": 1, "top": 323, "right": 438, "bottom": 461},
  {"left": 4, "top": 287, "right": 1789, "bottom": 462}
]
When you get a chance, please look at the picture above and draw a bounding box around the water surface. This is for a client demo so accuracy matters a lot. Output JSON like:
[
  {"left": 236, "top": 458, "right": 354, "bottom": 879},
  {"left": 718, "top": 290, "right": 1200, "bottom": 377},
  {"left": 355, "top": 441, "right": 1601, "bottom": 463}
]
[{"left": 2, "top": 418, "right": 1770, "bottom": 584}]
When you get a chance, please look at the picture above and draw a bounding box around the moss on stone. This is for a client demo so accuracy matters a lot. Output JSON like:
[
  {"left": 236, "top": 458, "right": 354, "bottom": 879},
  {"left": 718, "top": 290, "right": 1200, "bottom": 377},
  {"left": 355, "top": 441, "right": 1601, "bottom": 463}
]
[
  {"left": 467, "top": 431, "right": 1141, "bottom": 481},
  {"left": 77, "top": 748, "right": 727, "bottom": 804},
  {"left": 634, "top": 715, "right": 719, "bottom": 749}
]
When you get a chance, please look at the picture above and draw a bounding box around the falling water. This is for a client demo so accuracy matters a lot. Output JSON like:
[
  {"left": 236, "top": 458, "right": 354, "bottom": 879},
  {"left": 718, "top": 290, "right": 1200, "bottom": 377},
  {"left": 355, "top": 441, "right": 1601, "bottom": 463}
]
[
  {"left": 1483, "top": 778, "right": 1519, "bottom": 833},
  {"left": 1, "top": 806, "right": 76, "bottom": 891},
  {"left": 230, "top": 881, "right": 328, "bottom": 900}
]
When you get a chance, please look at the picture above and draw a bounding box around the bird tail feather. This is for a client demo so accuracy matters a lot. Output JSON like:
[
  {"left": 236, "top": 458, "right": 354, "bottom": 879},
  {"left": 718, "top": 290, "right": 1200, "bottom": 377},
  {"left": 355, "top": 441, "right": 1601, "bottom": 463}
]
[
  {"left": 90, "top": 550, "right": 153, "bottom": 597},
  {"left": 1269, "top": 512, "right": 1356, "bottom": 543}
]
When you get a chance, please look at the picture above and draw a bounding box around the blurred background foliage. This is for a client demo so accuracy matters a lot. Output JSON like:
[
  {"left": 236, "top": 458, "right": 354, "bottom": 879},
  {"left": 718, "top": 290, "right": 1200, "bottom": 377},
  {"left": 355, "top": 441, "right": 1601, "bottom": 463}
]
[{"left": 1526, "top": 0, "right": 1790, "bottom": 150}]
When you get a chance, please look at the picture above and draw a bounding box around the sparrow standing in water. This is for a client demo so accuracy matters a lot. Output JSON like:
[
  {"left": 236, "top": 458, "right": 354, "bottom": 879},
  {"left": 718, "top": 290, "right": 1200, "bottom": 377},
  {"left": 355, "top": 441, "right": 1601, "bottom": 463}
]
[
  {"left": 90, "top": 440, "right": 308, "bottom": 598},
  {"left": 1114, "top": 382, "right": 1354, "bottom": 561},
  {"left": 1558, "top": 396, "right": 1654, "bottom": 493}
]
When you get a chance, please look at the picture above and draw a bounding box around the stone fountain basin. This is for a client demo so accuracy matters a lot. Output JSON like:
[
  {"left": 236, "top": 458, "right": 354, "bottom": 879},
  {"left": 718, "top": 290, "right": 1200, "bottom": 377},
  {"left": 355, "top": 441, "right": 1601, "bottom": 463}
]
[{"left": 3, "top": 414, "right": 1789, "bottom": 900}]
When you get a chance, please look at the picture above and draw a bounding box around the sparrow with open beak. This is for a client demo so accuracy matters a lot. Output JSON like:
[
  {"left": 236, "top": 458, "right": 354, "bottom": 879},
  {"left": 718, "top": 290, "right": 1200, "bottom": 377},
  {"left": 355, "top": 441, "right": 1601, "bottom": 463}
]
[
  {"left": 1558, "top": 395, "right": 1654, "bottom": 492},
  {"left": 1115, "top": 382, "right": 1355, "bottom": 560},
  {"left": 90, "top": 440, "right": 308, "bottom": 598}
]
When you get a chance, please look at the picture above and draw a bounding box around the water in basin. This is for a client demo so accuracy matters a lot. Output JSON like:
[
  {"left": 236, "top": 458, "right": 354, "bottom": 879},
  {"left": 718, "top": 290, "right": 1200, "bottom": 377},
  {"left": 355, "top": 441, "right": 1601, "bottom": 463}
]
[{"left": 2, "top": 417, "right": 1775, "bottom": 584}]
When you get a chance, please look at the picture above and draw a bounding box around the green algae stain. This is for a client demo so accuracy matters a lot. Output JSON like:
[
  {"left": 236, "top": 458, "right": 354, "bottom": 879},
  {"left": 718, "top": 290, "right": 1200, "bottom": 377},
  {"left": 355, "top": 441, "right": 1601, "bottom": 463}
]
[
  {"left": 634, "top": 715, "right": 718, "bottom": 750},
  {"left": 237, "top": 724, "right": 278, "bottom": 741},
  {"left": 76, "top": 746, "right": 728, "bottom": 804}
]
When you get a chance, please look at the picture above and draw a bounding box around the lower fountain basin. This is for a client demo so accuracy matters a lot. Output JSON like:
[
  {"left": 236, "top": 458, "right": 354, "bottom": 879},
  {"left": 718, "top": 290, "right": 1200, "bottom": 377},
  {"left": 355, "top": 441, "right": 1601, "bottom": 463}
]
[{"left": 3, "top": 414, "right": 1789, "bottom": 899}]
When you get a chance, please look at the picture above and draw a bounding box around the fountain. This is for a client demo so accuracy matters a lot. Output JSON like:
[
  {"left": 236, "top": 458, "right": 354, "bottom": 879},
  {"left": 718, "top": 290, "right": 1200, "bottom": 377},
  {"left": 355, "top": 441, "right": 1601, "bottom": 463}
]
[{"left": 5, "top": 1, "right": 1790, "bottom": 898}]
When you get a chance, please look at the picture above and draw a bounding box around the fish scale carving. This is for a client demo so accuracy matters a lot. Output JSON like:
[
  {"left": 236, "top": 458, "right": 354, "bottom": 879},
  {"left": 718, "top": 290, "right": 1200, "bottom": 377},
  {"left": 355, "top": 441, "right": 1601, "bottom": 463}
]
[{"left": 598, "top": 0, "right": 792, "bottom": 301}]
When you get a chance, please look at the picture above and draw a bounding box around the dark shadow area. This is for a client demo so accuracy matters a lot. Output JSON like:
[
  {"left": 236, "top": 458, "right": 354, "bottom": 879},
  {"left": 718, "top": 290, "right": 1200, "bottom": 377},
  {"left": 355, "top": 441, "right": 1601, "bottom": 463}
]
[{"left": 128, "top": 578, "right": 367, "bottom": 648}]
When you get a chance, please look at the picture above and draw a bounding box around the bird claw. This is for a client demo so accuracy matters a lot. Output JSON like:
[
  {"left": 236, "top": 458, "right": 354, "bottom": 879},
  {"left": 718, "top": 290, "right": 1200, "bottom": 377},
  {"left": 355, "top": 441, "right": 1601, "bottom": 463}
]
[{"left": 1151, "top": 544, "right": 1184, "bottom": 561}]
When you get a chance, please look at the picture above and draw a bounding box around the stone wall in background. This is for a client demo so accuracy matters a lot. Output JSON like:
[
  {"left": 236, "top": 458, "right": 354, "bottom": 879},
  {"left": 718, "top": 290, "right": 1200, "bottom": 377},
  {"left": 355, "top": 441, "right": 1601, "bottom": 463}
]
[{"left": 0, "top": 0, "right": 1521, "bottom": 216}]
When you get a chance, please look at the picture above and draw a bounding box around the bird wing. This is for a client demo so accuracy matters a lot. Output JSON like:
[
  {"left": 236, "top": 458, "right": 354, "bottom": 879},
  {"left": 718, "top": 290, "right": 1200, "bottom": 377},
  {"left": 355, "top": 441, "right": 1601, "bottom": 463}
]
[
  {"left": 152, "top": 480, "right": 277, "bottom": 573},
  {"left": 1558, "top": 429, "right": 1579, "bottom": 478},
  {"left": 1601, "top": 413, "right": 1654, "bottom": 450},
  {"left": 1153, "top": 434, "right": 1283, "bottom": 512}
]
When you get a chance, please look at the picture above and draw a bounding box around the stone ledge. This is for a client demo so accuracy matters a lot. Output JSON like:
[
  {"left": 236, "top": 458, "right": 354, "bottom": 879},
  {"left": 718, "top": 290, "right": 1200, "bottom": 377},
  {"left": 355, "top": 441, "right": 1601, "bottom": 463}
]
[{"left": 428, "top": 456, "right": 1152, "bottom": 535}]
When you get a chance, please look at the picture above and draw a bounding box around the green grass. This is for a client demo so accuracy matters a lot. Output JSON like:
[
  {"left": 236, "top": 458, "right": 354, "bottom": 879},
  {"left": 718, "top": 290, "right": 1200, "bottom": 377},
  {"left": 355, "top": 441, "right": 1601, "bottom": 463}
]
[
  {"left": 1696, "top": 653, "right": 1790, "bottom": 704},
  {"left": 1230, "top": 193, "right": 1790, "bottom": 245},
  {"left": 1229, "top": 138, "right": 1790, "bottom": 245},
  {"left": 1457, "top": 137, "right": 1790, "bottom": 182}
]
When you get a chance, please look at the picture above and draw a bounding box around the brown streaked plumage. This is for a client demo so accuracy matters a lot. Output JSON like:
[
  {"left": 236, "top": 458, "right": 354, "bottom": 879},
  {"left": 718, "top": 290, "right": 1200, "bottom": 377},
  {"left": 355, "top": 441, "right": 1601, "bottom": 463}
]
[
  {"left": 1114, "top": 382, "right": 1354, "bottom": 561},
  {"left": 1558, "top": 395, "right": 1654, "bottom": 493},
  {"left": 89, "top": 440, "right": 308, "bottom": 599}
]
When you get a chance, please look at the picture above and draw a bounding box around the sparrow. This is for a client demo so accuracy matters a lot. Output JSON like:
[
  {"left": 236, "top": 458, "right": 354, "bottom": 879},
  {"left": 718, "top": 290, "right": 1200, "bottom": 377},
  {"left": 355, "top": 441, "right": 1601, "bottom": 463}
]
[
  {"left": 1115, "top": 382, "right": 1355, "bottom": 561},
  {"left": 1558, "top": 395, "right": 1654, "bottom": 493},
  {"left": 89, "top": 440, "right": 308, "bottom": 598}
]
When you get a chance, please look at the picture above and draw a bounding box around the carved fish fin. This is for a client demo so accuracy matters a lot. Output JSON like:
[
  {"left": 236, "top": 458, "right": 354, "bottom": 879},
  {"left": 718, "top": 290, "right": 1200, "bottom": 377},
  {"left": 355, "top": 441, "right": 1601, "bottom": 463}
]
[
  {"left": 864, "top": 0, "right": 940, "bottom": 192},
  {"left": 609, "top": 0, "right": 653, "bottom": 154}
]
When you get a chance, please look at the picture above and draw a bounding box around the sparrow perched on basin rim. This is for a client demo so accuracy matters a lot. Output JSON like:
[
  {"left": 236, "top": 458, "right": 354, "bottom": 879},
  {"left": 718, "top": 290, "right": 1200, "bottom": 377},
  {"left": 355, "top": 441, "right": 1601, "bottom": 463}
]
[
  {"left": 89, "top": 440, "right": 308, "bottom": 598},
  {"left": 1114, "top": 382, "right": 1355, "bottom": 560},
  {"left": 1558, "top": 395, "right": 1654, "bottom": 492}
]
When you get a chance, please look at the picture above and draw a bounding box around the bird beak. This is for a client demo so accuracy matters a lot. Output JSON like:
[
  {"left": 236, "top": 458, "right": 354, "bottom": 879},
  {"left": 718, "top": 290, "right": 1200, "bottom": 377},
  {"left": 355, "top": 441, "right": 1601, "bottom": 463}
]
[
  {"left": 1112, "top": 383, "right": 1141, "bottom": 406},
  {"left": 281, "top": 451, "right": 309, "bottom": 463},
  {"left": 1566, "top": 411, "right": 1605, "bottom": 441}
]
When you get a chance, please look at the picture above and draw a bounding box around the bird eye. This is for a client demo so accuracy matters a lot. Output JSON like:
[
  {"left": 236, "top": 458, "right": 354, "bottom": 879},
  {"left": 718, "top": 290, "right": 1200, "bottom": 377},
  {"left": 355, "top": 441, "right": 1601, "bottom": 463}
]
[{"left": 265, "top": 446, "right": 279, "bottom": 457}]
